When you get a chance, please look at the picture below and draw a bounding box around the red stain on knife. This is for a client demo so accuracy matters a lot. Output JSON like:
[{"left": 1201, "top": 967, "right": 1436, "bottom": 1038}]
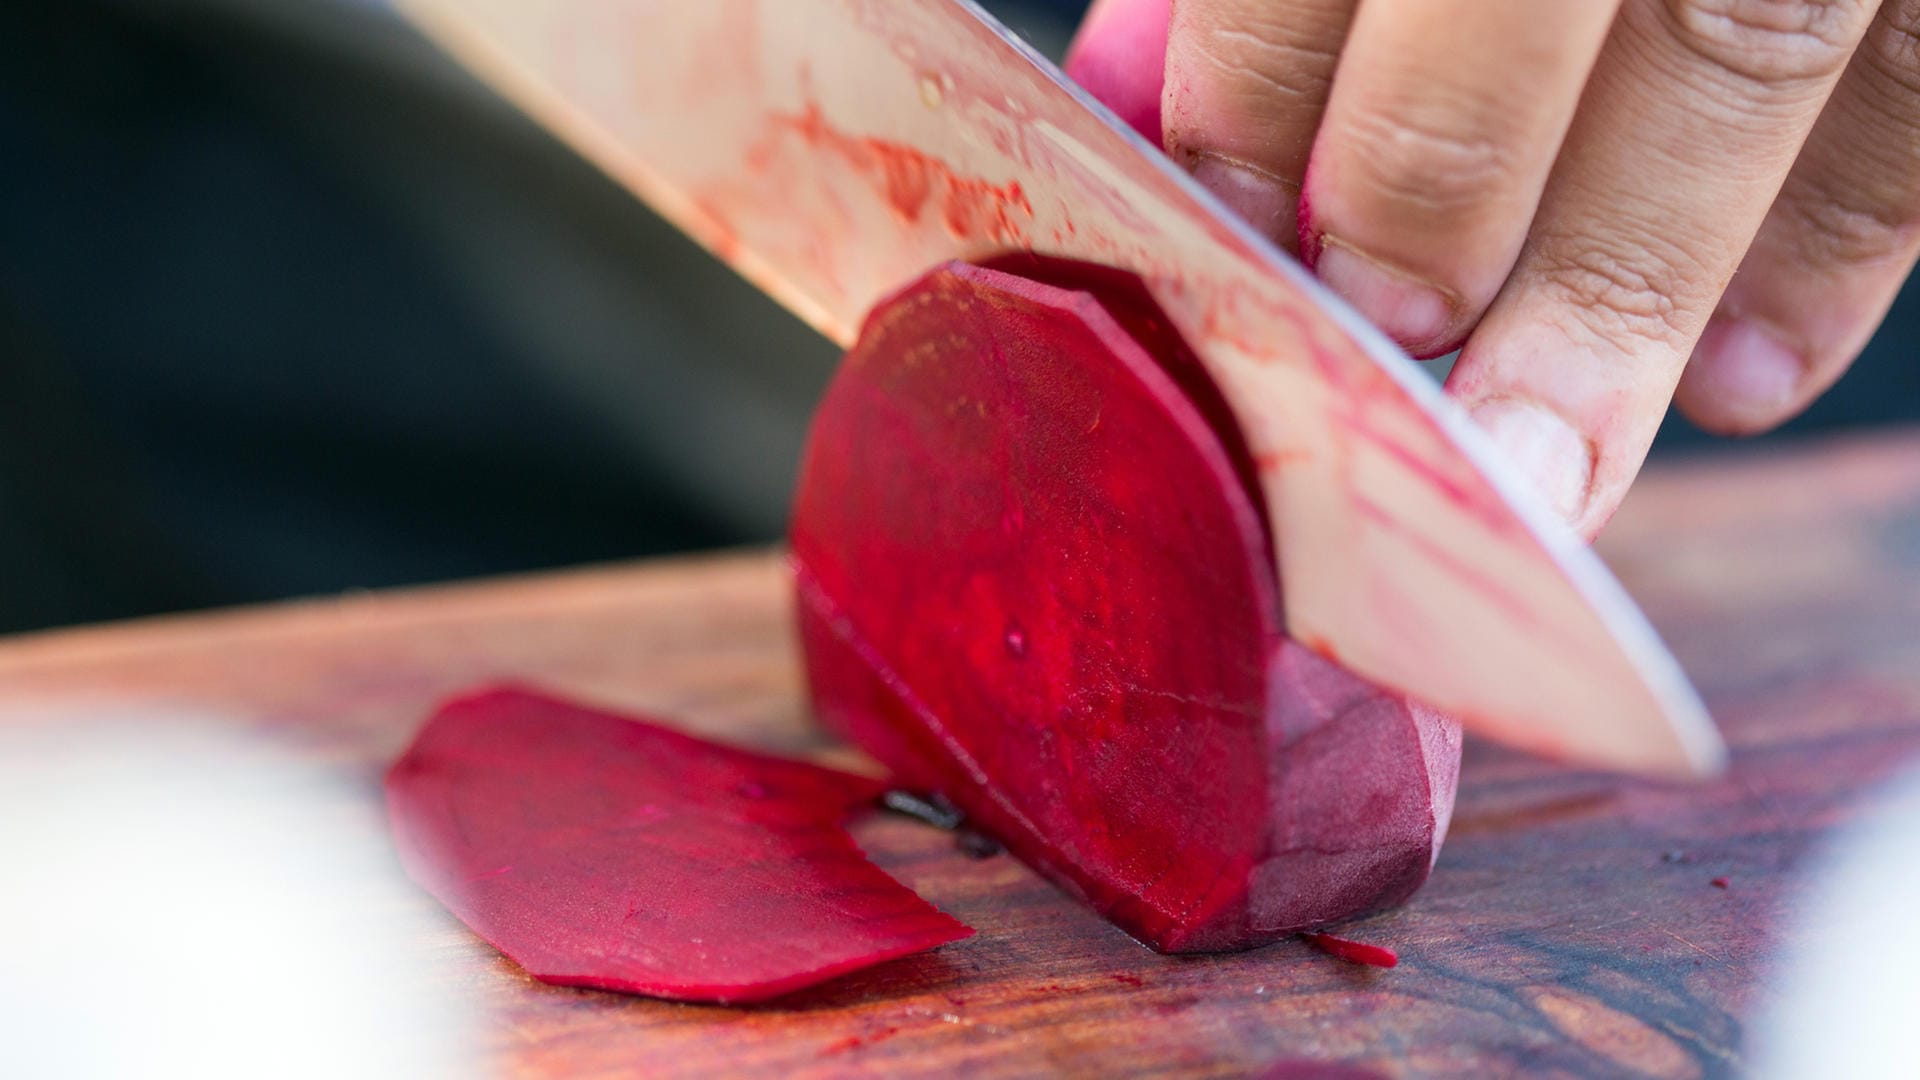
[
  {"left": 689, "top": 197, "right": 742, "bottom": 263},
  {"left": 754, "top": 103, "right": 1034, "bottom": 244}
]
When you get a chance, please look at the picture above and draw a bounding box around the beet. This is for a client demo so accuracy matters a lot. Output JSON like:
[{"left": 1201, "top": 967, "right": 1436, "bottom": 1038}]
[
  {"left": 790, "top": 262, "right": 1461, "bottom": 952},
  {"left": 1303, "top": 932, "right": 1400, "bottom": 969},
  {"left": 385, "top": 686, "right": 971, "bottom": 1002}
]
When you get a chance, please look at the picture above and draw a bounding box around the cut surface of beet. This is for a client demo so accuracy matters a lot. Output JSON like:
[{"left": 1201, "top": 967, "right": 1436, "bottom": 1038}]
[
  {"left": 385, "top": 685, "right": 971, "bottom": 1003},
  {"left": 791, "top": 261, "right": 1461, "bottom": 952}
]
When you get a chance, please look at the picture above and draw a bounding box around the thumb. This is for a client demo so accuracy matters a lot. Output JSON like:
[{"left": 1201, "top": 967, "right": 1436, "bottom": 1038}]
[{"left": 1063, "top": 0, "right": 1171, "bottom": 146}]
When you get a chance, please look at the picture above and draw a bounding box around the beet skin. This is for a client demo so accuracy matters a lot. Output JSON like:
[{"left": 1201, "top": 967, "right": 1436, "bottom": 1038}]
[
  {"left": 790, "top": 262, "right": 1461, "bottom": 952},
  {"left": 385, "top": 686, "right": 971, "bottom": 1002}
]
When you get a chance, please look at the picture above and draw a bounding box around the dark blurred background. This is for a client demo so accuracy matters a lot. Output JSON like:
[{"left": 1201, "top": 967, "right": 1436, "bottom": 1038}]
[{"left": 0, "top": 0, "right": 1914, "bottom": 635}]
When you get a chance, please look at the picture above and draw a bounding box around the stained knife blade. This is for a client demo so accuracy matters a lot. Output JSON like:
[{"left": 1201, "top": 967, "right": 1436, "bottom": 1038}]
[{"left": 396, "top": 0, "right": 1724, "bottom": 777}]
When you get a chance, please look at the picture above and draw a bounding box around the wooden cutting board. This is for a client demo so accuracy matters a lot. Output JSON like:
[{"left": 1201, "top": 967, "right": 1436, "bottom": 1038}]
[{"left": 5, "top": 430, "right": 1920, "bottom": 1078}]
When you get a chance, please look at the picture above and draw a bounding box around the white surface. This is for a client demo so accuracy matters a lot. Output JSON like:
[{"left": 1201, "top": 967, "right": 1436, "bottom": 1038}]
[
  {"left": 1754, "top": 768, "right": 1920, "bottom": 1077},
  {"left": 0, "top": 713, "right": 475, "bottom": 1080}
]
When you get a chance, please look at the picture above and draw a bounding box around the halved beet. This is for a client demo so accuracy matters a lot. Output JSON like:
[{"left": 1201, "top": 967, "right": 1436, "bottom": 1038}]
[
  {"left": 385, "top": 685, "right": 971, "bottom": 1002},
  {"left": 791, "top": 262, "right": 1461, "bottom": 952}
]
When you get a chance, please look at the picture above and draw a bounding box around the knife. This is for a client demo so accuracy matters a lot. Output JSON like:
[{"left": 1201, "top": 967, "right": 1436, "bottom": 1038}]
[{"left": 394, "top": 0, "right": 1724, "bottom": 778}]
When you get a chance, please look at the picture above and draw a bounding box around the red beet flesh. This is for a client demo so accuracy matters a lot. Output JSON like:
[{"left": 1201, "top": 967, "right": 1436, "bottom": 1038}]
[
  {"left": 1303, "top": 932, "right": 1401, "bottom": 969},
  {"left": 385, "top": 686, "right": 971, "bottom": 1002},
  {"left": 791, "top": 262, "right": 1461, "bottom": 952}
]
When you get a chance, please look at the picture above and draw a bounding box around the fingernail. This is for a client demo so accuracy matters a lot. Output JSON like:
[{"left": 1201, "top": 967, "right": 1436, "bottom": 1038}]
[
  {"left": 1687, "top": 315, "right": 1805, "bottom": 417},
  {"left": 1313, "top": 237, "right": 1454, "bottom": 350},
  {"left": 1469, "top": 399, "right": 1594, "bottom": 525},
  {"left": 1190, "top": 152, "right": 1297, "bottom": 243}
]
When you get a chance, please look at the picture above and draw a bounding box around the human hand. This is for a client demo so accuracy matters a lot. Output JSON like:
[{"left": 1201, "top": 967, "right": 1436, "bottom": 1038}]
[{"left": 1068, "top": 0, "right": 1920, "bottom": 536}]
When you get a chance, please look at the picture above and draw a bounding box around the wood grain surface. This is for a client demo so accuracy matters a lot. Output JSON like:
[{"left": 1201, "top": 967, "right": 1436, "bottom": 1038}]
[{"left": 6, "top": 429, "right": 1920, "bottom": 1079}]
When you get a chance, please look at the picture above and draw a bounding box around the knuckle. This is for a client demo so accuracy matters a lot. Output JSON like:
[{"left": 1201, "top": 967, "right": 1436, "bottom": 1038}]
[
  {"left": 1777, "top": 177, "right": 1920, "bottom": 268},
  {"left": 1664, "top": 0, "right": 1870, "bottom": 84},
  {"left": 1341, "top": 105, "right": 1522, "bottom": 216},
  {"left": 1532, "top": 235, "right": 1699, "bottom": 348},
  {"left": 1186, "top": 19, "right": 1339, "bottom": 110},
  {"left": 1862, "top": 0, "right": 1920, "bottom": 97}
]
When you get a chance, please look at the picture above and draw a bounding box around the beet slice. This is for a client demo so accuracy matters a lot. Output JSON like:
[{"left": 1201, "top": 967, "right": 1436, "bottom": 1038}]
[
  {"left": 385, "top": 685, "right": 971, "bottom": 1002},
  {"left": 790, "top": 262, "right": 1461, "bottom": 952},
  {"left": 1303, "top": 932, "right": 1401, "bottom": 969}
]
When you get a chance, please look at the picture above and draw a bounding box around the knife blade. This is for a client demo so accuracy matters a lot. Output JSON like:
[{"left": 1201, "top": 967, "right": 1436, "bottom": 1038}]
[{"left": 395, "top": 0, "right": 1724, "bottom": 777}]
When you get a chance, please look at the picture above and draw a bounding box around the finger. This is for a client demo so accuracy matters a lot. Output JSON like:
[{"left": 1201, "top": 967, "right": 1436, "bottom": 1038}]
[
  {"left": 1677, "top": 0, "right": 1920, "bottom": 434},
  {"left": 1446, "top": 0, "right": 1880, "bottom": 536},
  {"left": 1161, "top": 0, "right": 1357, "bottom": 250},
  {"left": 1298, "top": 0, "right": 1619, "bottom": 357},
  {"left": 1065, "top": 0, "right": 1173, "bottom": 145}
]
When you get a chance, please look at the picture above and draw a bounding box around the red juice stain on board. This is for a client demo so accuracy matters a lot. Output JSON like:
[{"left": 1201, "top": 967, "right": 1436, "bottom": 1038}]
[
  {"left": 820, "top": 1035, "right": 865, "bottom": 1055},
  {"left": 821, "top": 1026, "right": 905, "bottom": 1056}
]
